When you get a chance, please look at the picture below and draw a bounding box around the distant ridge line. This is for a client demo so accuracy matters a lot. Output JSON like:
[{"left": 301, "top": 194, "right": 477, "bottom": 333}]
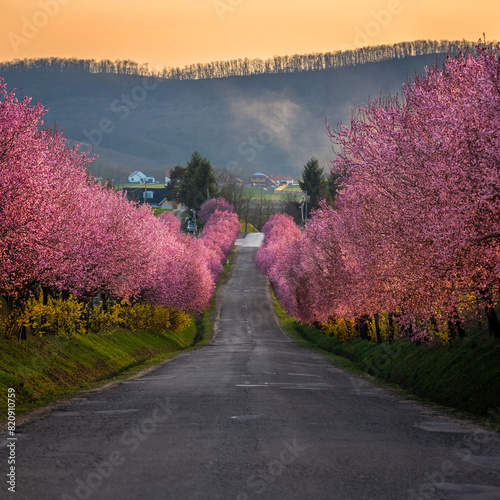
[{"left": 0, "top": 39, "right": 482, "bottom": 81}]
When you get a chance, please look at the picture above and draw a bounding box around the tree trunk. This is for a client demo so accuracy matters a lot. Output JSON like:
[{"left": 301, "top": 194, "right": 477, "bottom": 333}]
[
  {"left": 387, "top": 313, "right": 395, "bottom": 343},
  {"left": 84, "top": 300, "right": 92, "bottom": 333},
  {"left": 485, "top": 304, "right": 500, "bottom": 339},
  {"left": 356, "top": 315, "right": 370, "bottom": 340},
  {"left": 455, "top": 309, "right": 465, "bottom": 338},
  {"left": 14, "top": 298, "right": 27, "bottom": 341},
  {"left": 374, "top": 313, "right": 382, "bottom": 343},
  {"left": 40, "top": 286, "right": 51, "bottom": 335},
  {"left": 480, "top": 290, "right": 500, "bottom": 339},
  {"left": 102, "top": 293, "right": 108, "bottom": 312}
]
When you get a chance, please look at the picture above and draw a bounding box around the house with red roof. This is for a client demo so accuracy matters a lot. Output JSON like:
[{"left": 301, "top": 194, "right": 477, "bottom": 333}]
[{"left": 269, "top": 174, "right": 294, "bottom": 186}]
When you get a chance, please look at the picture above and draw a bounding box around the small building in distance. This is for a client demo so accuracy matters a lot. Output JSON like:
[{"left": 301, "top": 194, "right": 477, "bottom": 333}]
[
  {"left": 232, "top": 177, "right": 245, "bottom": 187},
  {"left": 125, "top": 187, "right": 172, "bottom": 209},
  {"left": 219, "top": 175, "right": 245, "bottom": 189},
  {"left": 165, "top": 169, "right": 171, "bottom": 184},
  {"left": 128, "top": 171, "right": 155, "bottom": 184},
  {"left": 269, "top": 174, "right": 294, "bottom": 186},
  {"left": 249, "top": 172, "right": 276, "bottom": 189}
]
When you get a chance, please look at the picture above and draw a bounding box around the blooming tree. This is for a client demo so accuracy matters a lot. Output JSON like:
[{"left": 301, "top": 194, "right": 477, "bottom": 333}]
[
  {"left": 0, "top": 80, "right": 242, "bottom": 336},
  {"left": 255, "top": 213, "right": 301, "bottom": 276},
  {"left": 328, "top": 47, "right": 500, "bottom": 337},
  {"left": 199, "top": 209, "right": 240, "bottom": 280},
  {"left": 198, "top": 197, "right": 235, "bottom": 222},
  {"left": 257, "top": 47, "right": 500, "bottom": 341}
]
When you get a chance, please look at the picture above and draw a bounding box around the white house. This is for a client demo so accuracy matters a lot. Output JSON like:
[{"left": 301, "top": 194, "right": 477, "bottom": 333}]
[{"left": 128, "top": 171, "right": 155, "bottom": 184}]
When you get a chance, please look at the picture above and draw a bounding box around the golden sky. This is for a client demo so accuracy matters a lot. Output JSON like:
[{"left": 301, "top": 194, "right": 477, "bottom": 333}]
[{"left": 1, "top": 0, "right": 498, "bottom": 70}]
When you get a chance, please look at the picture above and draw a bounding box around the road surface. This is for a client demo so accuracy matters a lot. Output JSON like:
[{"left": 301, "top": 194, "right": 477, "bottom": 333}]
[{"left": 3, "top": 233, "right": 500, "bottom": 499}]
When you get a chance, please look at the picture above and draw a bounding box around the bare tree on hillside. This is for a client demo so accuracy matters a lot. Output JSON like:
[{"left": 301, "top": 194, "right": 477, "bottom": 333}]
[
  {"left": 280, "top": 191, "right": 303, "bottom": 226},
  {"left": 219, "top": 179, "right": 254, "bottom": 231},
  {"left": 1, "top": 40, "right": 481, "bottom": 80},
  {"left": 249, "top": 193, "right": 277, "bottom": 231}
]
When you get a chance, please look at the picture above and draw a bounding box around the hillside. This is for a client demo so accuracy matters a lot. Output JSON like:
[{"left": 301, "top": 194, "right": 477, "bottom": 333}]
[{"left": 0, "top": 43, "right": 464, "bottom": 180}]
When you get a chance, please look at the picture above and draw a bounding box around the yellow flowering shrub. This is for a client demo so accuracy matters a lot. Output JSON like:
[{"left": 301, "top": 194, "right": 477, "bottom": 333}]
[
  {"left": 0, "top": 309, "right": 23, "bottom": 339},
  {"left": 121, "top": 303, "right": 168, "bottom": 332},
  {"left": 20, "top": 294, "right": 85, "bottom": 337},
  {"left": 321, "top": 318, "right": 359, "bottom": 342},
  {"left": 367, "top": 315, "right": 391, "bottom": 343},
  {"left": 168, "top": 309, "right": 193, "bottom": 333},
  {"left": 427, "top": 322, "right": 452, "bottom": 345},
  {"left": 87, "top": 301, "right": 126, "bottom": 334},
  {"left": 120, "top": 302, "right": 192, "bottom": 334},
  {"left": 1, "top": 294, "right": 193, "bottom": 338}
]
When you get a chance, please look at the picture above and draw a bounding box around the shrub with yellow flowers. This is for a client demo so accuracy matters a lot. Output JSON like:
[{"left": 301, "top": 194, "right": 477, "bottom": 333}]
[
  {"left": 321, "top": 318, "right": 359, "bottom": 342},
  {"left": 1, "top": 294, "right": 194, "bottom": 338}
]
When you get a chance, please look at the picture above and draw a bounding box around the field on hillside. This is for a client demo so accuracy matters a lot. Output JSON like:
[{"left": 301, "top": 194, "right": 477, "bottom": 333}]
[
  {"left": 244, "top": 187, "right": 303, "bottom": 201},
  {"left": 116, "top": 184, "right": 304, "bottom": 201},
  {"left": 116, "top": 182, "right": 166, "bottom": 189}
]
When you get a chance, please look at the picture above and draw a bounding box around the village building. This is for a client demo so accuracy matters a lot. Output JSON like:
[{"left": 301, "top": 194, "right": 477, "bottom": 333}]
[
  {"left": 128, "top": 170, "right": 156, "bottom": 184},
  {"left": 269, "top": 174, "right": 294, "bottom": 186},
  {"left": 249, "top": 172, "right": 276, "bottom": 189}
]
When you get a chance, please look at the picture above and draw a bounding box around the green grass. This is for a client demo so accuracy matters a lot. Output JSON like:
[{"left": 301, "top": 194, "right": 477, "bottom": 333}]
[
  {"left": 244, "top": 187, "right": 299, "bottom": 200},
  {"left": 117, "top": 183, "right": 167, "bottom": 189},
  {"left": 0, "top": 323, "right": 197, "bottom": 419},
  {"left": 272, "top": 295, "right": 500, "bottom": 426},
  {"left": 153, "top": 208, "right": 173, "bottom": 216}
]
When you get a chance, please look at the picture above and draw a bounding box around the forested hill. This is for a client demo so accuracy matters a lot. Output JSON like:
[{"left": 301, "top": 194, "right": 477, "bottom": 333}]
[
  {"left": 0, "top": 40, "right": 476, "bottom": 179},
  {"left": 0, "top": 40, "right": 472, "bottom": 80}
]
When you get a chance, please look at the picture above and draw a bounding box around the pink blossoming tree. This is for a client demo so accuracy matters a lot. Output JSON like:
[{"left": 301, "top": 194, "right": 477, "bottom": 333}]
[{"left": 256, "top": 47, "right": 500, "bottom": 341}]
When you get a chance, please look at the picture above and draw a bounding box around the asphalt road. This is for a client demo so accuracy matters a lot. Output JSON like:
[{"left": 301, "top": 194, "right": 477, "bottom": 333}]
[{"left": 3, "top": 233, "right": 500, "bottom": 500}]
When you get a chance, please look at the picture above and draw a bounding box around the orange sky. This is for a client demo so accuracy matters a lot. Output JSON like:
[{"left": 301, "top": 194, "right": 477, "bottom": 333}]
[{"left": 1, "top": 0, "right": 498, "bottom": 70}]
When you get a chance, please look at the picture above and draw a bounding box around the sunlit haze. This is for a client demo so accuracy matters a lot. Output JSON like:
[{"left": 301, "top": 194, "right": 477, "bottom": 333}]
[{"left": 1, "top": 0, "right": 498, "bottom": 69}]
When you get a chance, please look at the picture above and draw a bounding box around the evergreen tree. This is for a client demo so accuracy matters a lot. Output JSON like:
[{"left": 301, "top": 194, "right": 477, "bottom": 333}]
[
  {"left": 191, "top": 156, "right": 219, "bottom": 210},
  {"left": 166, "top": 165, "right": 186, "bottom": 203},
  {"left": 299, "top": 157, "right": 324, "bottom": 217},
  {"left": 178, "top": 152, "right": 199, "bottom": 206},
  {"left": 180, "top": 151, "right": 219, "bottom": 210}
]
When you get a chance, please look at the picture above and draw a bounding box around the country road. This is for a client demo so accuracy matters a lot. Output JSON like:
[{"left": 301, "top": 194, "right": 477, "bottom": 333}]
[{"left": 3, "top": 233, "right": 500, "bottom": 500}]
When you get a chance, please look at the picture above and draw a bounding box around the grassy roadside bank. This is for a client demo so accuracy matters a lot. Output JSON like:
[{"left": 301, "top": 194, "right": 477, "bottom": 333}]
[
  {"left": 273, "top": 296, "right": 500, "bottom": 429},
  {"left": 0, "top": 243, "right": 240, "bottom": 423},
  {"left": 0, "top": 323, "right": 197, "bottom": 421}
]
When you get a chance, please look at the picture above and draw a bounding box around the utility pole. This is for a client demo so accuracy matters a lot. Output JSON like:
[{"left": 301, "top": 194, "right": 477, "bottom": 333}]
[{"left": 144, "top": 179, "right": 147, "bottom": 205}]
